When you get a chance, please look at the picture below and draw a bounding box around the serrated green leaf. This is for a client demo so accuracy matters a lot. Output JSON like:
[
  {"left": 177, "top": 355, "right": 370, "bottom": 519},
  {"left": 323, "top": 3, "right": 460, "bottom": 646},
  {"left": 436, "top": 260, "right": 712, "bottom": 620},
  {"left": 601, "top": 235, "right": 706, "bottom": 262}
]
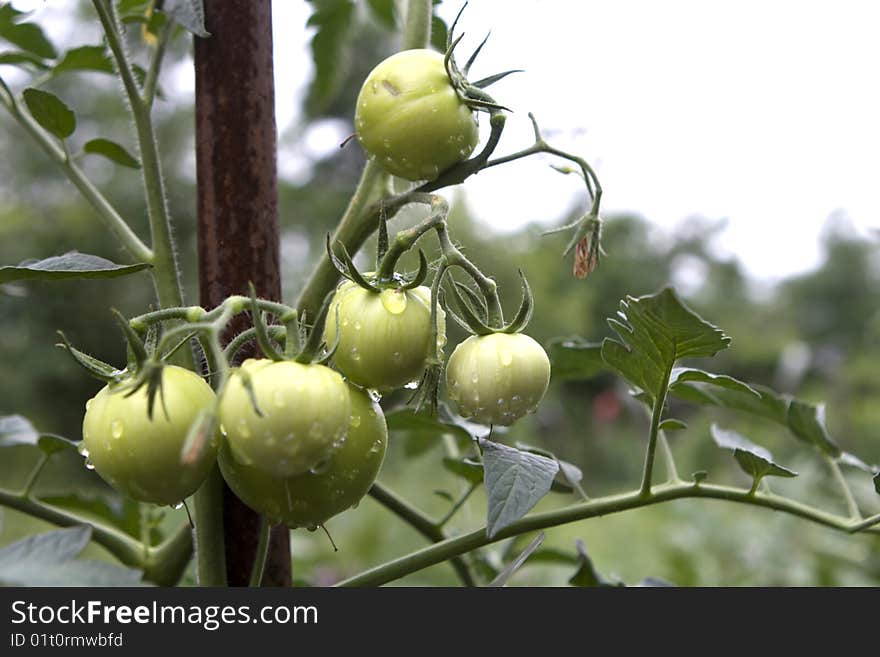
[
  {"left": 601, "top": 288, "right": 730, "bottom": 406},
  {"left": 787, "top": 400, "right": 841, "bottom": 457},
  {"left": 0, "top": 252, "right": 151, "bottom": 283},
  {"left": 488, "top": 532, "right": 544, "bottom": 587},
  {"left": 442, "top": 457, "right": 483, "bottom": 484},
  {"left": 22, "top": 88, "right": 76, "bottom": 139},
  {"left": 711, "top": 424, "right": 797, "bottom": 485},
  {"left": 0, "top": 414, "right": 38, "bottom": 448},
  {"left": 0, "top": 526, "right": 144, "bottom": 586},
  {"left": 481, "top": 439, "right": 558, "bottom": 538},
  {"left": 0, "top": 50, "right": 50, "bottom": 69},
  {"left": 305, "top": 0, "right": 355, "bottom": 116},
  {"left": 54, "top": 45, "right": 114, "bottom": 75},
  {"left": 0, "top": 5, "right": 57, "bottom": 59},
  {"left": 160, "top": 0, "right": 209, "bottom": 37},
  {"left": 83, "top": 138, "right": 141, "bottom": 169},
  {"left": 659, "top": 418, "right": 687, "bottom": 431},
  {"left": 366, "top": 0, "right": 396, "bottom": 29},
  {"left": 546, "top": 336, "right": 606, "bottom": 381}
]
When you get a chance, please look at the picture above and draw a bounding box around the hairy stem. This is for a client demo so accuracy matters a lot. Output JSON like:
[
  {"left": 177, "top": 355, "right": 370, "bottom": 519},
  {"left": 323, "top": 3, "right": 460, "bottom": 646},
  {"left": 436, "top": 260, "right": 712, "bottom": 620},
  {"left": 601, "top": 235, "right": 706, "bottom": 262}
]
[
  {"left": 339, "top": 481, "right": 880, "bottom": 587},
  {"left": 402, "top": 0, "right": 432, "bottom": 51}
]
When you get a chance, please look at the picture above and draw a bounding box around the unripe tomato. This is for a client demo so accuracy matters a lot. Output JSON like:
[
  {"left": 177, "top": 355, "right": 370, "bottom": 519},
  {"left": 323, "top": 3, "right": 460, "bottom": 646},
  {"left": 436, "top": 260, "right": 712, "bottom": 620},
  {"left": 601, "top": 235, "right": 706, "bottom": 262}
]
[
  {"left": 218, "top": 385, "right": 387, "bottom": 529},
  {"left": 219, "top": 359, "right": 350, "bottom": 478},
  {"left": 355, "top": 48, "right": 479, "bottom": 181},
  {"left": 81, "top": 366, "right": 217, "bottom": 505},
  {"left": 323, "top": 281, "right": 446, "bottom": 390},
  {"left": 446, "top": 333, "right": 551, "bottom": 426}
]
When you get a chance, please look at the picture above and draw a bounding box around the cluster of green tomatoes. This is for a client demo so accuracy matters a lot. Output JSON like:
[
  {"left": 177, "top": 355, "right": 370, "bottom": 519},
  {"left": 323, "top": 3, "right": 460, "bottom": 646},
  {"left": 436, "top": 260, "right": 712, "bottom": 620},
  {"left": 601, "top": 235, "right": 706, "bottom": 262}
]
[{"left": 77, "top": 47, "right": 552, "bottom": 532}]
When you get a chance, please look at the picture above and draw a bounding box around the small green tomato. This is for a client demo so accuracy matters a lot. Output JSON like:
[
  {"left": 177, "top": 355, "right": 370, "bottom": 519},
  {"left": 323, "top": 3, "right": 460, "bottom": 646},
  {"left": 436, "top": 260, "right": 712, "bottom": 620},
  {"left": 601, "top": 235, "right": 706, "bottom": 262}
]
[
  {"left": 219, "top": 385, "right": 388, "bottom": 529},
  {"left": 218, "top": 359, "right": 350, "bottom": 478},
  {"left": 355, "top": 49, "right": 479, "bottom": 181},
  {"left": 81, "top": 365, "right": 218, "bottom": 505},
  {"left": 324, "top": 281, "right": 446, "bottom": 391},
  {"left": 445, "top": 333, "right": 551, "bottom": 426}
]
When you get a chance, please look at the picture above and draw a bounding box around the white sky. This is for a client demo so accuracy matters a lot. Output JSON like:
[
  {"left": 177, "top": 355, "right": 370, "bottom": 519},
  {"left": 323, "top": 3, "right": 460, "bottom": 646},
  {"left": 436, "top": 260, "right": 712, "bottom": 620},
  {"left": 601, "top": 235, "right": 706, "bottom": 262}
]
[
  {"left": 272, "top": 0, "right": 880, "bottom": 281},
  {"left": 8, "top": 1, "right": 880, "bottom": 282}
]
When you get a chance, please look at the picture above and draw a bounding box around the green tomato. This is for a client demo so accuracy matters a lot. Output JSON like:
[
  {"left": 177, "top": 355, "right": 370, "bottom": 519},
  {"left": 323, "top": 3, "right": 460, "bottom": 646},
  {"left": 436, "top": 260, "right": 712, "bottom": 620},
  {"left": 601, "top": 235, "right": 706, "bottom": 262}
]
[
  {"left": 219, "top": 385, "right": 387, "bottom": 529},
  {"left": 355, "top": 48, "right": 479, "bottom": 181},
  {"left": 81, "top": 365, "right": 218, "bottom": 506},
  {"left": 219, "top": 359, "right": 350, "bottom": 478},
  {"left": 445, "top": 333, "right": 551, "bottom": 426},
  {"left": 324, "top": 281, "right": 446, "bottom": 391}
]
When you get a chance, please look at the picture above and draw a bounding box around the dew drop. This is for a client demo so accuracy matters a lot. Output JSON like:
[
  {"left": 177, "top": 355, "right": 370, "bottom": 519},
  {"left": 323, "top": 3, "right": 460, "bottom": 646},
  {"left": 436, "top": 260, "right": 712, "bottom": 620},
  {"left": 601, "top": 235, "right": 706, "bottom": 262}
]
[
  {"left": 350, "top": 347, "right": 361, "bottom": 362},
  {"left": 350, "top": 413, "right": 362, "bottom": 428},
  {"left": 306, "top": 524, "right": 318, "bottom": 533},
  {"left": 219, "top": 424, "right": 227, "bottom": 436},
  {"left": 404, "top": 380, "right": 419, "bottom": 390},
  {"left": 369, "top": 440, "right": 382, "bottom": 454},
  {"left": 392, "top": 350, "right": 402, "bottom": 362},
  {"left": 350, "top": 500, "right": 360, "bottom": 510},
  {"left": 110, "top": 420, "right": 124, "bottom": 439},
  {"left": 471, "top": 373, "right": 479, "bottom": 384},
  {"left": 431, "top": 106, "right": 439, "bottom": 113},
  {"left": 353, "top": 320, "right": 362, "bottom": 331},
  {"left": 342, "top": 318, "right": 350, "bottom": 327},
  {"left": 500, "top": 351, "right": 513, "bottom": 366},
  {"left": 77, "top": 444, "right": 90, "bottom": 458},
  {"left": 368, "top": 389, "right": 382, "bottom": 403},
  {"left": 511, "top": 394, "right": 522, "bottom": 403},
  {"left": 173, "top": 501, "right": 184, "bottom": 510},
  {"left": 84, "top": 459, "right": 95, "bottom": 471}
]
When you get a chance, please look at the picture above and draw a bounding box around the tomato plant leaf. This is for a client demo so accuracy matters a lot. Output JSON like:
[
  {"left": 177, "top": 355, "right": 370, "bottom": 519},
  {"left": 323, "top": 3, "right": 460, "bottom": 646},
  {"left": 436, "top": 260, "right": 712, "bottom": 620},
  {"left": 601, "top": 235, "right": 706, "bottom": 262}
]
[
  {"left": 83, "top": 138, "right": 142, "bottom": 168},
  {"left": 0, "top": 252, "right": 151, "bottom": 283},
  {"left": 305, "top": 0, "right": 355, "bottom": 116},
  {"left": 786, "top": 400, "right": 841, "bottom": 457},
  {"left": 0, "top": 526, "right": 144, "bottom": 586},
  {"left": 0, "top": 4, "right": 57, "bottom": 59},
  {"left": 36, "top": 433, "right": 78, "bottom": 455},
  {"left": 670, "top": 367, "right": 759, "bottom": 397},
  {"left": 366, "top": 0, "right": 396, "bottom": 29},
  {"left": 22, "top": 88, "right": 76, "bottom": 140},
  {"left": 569, "top": 539, "right": 622, "bottom": 587},
  {"left": 711, "top": 424, "right": 797, "bottom": 486},
  {"left": 602, "top": 288, "right": 731, "bottom": 406},
  {"left": 430, "top": 1, "right": 448, "bottom": 54},
  {"left": 515, "top": 442, "right": 586, "bottom": 496},
  {"left": 0, "top": 50, "right": 50, "bottom": 70},
  {"left": 0, "top": 414, "right": 38, "bottom": 447},
  {"left": 53, "top": 45, "right": 114, "bottom": 75},
  {"left": 546, "top": 336, "right": 606, "bottom": 381},
  {"left": 658, "top": 418, "right": 687, "bottom": 431},
  {"left": 159, "top": 0, "right": 209, "bottom": 37},
  {"left": 488, "top": 532, "right": 545, "bottom": 587},
  {"left": 481, "top": 439, "right": 558, "bottom": 538},
  {"left": 442, "top": 457, "right": 483, "bottom": 484}
]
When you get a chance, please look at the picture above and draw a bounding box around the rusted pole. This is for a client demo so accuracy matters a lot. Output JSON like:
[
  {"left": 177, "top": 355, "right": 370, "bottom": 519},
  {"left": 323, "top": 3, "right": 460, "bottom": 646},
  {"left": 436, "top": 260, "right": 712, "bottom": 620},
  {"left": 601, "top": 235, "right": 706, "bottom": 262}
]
[{"left": 194, "top": 0, "right": 291, "bottom": 586}]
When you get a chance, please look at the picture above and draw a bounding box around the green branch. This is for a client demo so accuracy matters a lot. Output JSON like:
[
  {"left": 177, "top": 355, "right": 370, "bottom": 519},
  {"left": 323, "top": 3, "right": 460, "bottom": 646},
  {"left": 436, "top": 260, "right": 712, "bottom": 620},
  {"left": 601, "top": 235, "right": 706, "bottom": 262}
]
[{"left": 339, "top": 481, "right": 880, "bottom": 587}]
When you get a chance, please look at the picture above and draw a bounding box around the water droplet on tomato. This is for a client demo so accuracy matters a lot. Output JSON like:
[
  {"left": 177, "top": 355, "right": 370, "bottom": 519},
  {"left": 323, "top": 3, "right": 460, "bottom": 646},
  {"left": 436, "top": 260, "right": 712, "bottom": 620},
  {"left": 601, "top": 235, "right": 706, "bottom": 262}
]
[
  {"left": 84, "top": 459, "right": 95, "bottom": 470},
  {"left": 369, "top": 440, "right": 383, "bottom": 454},
  {"left": 350, "top": 347, "right": 361, "bottom": 362},
  {"left": 350, "top": 413, "right": 362, "bottom": 428},
  {"left": 173, "top": 501, "right": 184, "bottom": 510},
  {"left": 310, "top": 458, "right": 331, "bottom": 475},
  {"left": 368, "top": 389, "right": 382, "bottom": 403},
  {"left": 110, "top": 420, "right": 124, "bottom": 439},
  {"left": 404, "top": 380, "right": 418, "bottom": 390}
]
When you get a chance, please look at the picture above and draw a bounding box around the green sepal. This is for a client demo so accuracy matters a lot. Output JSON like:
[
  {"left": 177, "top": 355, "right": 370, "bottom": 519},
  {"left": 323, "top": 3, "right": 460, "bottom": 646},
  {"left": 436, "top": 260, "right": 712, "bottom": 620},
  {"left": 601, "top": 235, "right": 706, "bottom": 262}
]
[
  {"left": 248, "top": 283, "right": 284, "bottom": 362},
  {"left": 325, "top": 234, "right": 379, "bottom": 293},
  {"left": 110, "top": 308, "right": 148, "bottom": 372},
  {"left": 446, "top": 278, "right": 494, "bottom": 336},
  {"left": 401, "top": 249, "right": 429, "bottom": 290},
  {"left": 501, "top": 269, "right": 534, "bottom": 334},
  {"left": 472, "top": 69, "right": 523, "bottom": 89},
  {"left": 452, "top": 280, "right": 487, "bottom": 322},
  {"left": 462, "top": 30, "right": 490, "bottom": 75},
  {"left": 55, "top": 331, "right": 122, "bottom": 384},
  {"left": 295, "top": 290, "right": 336, "bottom": 365}
]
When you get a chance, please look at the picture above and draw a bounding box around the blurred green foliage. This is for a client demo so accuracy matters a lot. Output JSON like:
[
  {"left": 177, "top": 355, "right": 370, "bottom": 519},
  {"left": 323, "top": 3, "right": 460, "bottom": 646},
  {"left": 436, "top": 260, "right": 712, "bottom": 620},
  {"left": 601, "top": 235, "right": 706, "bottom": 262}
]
[{"left": 1, "top": 1, "right": 878, "bottom": 586}]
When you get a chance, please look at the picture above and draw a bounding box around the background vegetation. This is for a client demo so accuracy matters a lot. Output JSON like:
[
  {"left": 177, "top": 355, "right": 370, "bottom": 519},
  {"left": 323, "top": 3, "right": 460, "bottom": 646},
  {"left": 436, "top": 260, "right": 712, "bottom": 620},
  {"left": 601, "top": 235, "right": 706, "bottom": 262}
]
[{"left": 1, "top": 1, "right": 878, "bottom": 586}]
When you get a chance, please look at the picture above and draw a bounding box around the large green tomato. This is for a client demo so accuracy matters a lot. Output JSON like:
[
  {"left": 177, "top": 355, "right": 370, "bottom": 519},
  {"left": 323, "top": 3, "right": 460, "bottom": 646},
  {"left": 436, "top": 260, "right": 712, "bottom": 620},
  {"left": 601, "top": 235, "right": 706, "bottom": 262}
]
[
  {"left": 445, "top": 333, "right": 551, "bottom": 426},
  {"left": 355, "top": 48, "right": 479, "bottom": 181},
  {"left": 323, "top": 281, "right": 446, "bottom": 390},
  {"left": 81, "top": 365, "right": 217, "bottom": 506},
  {"left": 219, "top": 359, "right": 350, "bottom": 478},
  {"left": 219, "top": 385, "right": 387, "bottom": 529}
]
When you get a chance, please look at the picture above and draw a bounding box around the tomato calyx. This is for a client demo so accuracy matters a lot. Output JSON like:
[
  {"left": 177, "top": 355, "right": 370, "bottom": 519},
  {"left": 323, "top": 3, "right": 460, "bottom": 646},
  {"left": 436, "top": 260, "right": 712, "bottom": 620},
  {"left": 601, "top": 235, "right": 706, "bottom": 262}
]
[
  {"left": 446, "top": 268, "right": 535, "bottom": 337},
  {"left": 443, "top": 6, "right": 520, "bottom": 115}
]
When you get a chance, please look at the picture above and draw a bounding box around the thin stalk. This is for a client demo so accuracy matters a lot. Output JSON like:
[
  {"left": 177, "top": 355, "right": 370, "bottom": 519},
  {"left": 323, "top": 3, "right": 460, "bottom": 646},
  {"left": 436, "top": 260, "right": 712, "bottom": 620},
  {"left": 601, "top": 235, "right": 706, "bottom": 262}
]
[
  {"left": 0, "top": 80, "right": 152, "bottom": 262},
  {"left": 657, "top": 431, "right": 682, "bottom": 483},
  {"left": 338, "top": 482, "right": 880, "bottom": 587},
  {"left": 639, "top": 369, "right": 672, "bottom": 498},
  {"left": 826, "top": 456, "right": 861, "bottom": 520},
  {"left": 248, "top": 516, "right": 271, "bottom": 587},
  {"left": 402, "top": 0, "right": 432, "bottom": 50},
  {"left": 20, "top": 453, "right": 50, "bottom": 498},
  {"left": 143, "top": 18, "right": 173, "bottom": 109},
  {"left": 438, "top": 483, "right": 478, "bottom": 528},
  {"left": 368, "top": 482, "right": 475, "bottom": 586}
]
